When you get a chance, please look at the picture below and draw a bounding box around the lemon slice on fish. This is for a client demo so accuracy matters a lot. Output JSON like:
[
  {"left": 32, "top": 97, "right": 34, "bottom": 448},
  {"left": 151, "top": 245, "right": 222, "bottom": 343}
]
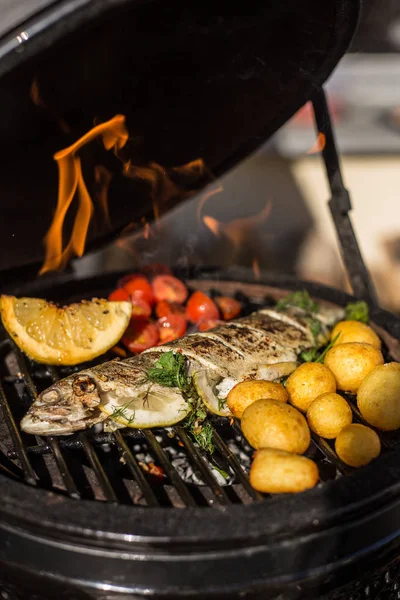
[
  {"left": 0, "top": 295, "right": 132, "bottom": 365},
  {"left": 193, "top": 371, "right": 232, "bottom": 417},
  {"left": 99, "top": 386, "right": 191, "bottom": 428}
]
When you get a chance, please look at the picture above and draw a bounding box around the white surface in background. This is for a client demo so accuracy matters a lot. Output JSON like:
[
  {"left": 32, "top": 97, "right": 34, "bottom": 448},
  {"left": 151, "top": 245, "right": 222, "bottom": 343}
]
[{"left": 292, "top": 155, "right": 400, "bottom": 307}]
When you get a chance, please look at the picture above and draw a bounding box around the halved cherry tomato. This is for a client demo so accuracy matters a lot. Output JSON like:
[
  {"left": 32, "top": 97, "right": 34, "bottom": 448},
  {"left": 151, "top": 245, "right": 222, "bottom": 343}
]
[
  {"left": 130, "top": 297, "right": 152, "bottom": 319},
  {"left": 152, "top": 275, "right": 188, "bottom": 304},
  {"left": 215, "top": 296, "right": 241, "bottom": 320},
  {"left": 197, "top": 318, "right": 224, "bottom": 332},
  {"left": 186, "top": 291, "right": 219, "bottom": 323},
  {"left": 124, "top": 276, "right": 155, "bottom": 306},
  {"left": 108, "top": 288, "right": 131, "bottom": 302},
  {"left": 157, "top": 314, "right": 187, "bottom": 344},
  {"left": 155, "top": 300, "right": 186, "bottom": 319},
  {"left": 122, "top": 320, "right": 159, "bottom": 353}
]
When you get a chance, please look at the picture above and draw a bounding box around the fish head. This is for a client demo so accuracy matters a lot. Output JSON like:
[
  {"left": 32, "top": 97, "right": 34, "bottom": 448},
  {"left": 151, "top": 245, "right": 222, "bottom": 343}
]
[{"left": 21, "top": 372, "right": 106, "bottom": 436}]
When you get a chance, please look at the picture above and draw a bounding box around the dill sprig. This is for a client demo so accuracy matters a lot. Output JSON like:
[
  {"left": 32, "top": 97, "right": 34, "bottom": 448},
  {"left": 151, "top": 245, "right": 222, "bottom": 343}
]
[
  {"left": 110, "top": 400, "right": 136, "bottom": 424},
  {"left": 145, "top": 351, "right": 215, "bottom": 454},
  {"left": 344, "top": 300, "right": 369, "bottom": 323},
  {"left": 276, "top": 290, "right": 319, "bottom": 314}
]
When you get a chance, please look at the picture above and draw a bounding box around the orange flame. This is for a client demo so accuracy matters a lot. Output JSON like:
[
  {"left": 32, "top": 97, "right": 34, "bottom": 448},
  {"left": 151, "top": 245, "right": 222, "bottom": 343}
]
[
  {"left": 252, "top": 257, "right": 261, "bottom": 280},
  {"left": 203, "top": 200, "right": 272, "bottom": 249},
  {"left": 307, "top": 132, "right": 326, "bottom": 154},
  {"left": 196, "top": 185, "right": 224, "bottom": 223},
  {"left": 40, "top": 115, "right": 128, "bottom": 274},
  {"left": 123, "top": 158, "right": 210, "bottom": 223}
]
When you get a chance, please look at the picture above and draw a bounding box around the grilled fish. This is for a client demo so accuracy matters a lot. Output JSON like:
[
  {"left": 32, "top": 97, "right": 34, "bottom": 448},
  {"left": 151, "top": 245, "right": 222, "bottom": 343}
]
[{"left": 21, "top": 304, "right": 343, "bottom": 436}]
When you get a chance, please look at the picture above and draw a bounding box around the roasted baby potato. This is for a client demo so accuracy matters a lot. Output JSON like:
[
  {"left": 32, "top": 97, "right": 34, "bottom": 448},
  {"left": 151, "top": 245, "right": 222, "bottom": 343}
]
[
  {"left": 324, "top": 342, "right": 384, "bottom": 393},
  {"left": 250, "top": 448, "right": 319, "bottom": 494},
  {"left": 306, "top": 392, "right": 352, "bottom": 439},
  {"left": 286, "top": 362, "right": 336, "bottom": 412},
  {"left": 357, "top": 362, "right": 400, "bottom": 430},
  {"left": 331, "top": 320, "right": 381, "bottom": 350},
  {"left": 241, "top": 398, "right": 310, "bottom": 454},
  {"left": 227, "top": 380, "right": 288, "bottom": 418},
  {"left": 335, "top": 423, "right": 381, "bottom": 467}
]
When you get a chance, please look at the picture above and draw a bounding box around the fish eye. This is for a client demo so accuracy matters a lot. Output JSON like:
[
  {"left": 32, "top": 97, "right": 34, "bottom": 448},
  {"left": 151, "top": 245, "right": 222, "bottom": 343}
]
[{"left": 73, "top": 375, "right": 96, "bottom": 396}]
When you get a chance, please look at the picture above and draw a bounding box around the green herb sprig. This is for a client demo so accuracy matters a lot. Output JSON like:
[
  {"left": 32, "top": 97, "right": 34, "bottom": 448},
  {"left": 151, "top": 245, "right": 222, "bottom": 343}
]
[
  {"left": 276, "top": 290, "right": 319, "bottom": 314},
  {"left": 145, "top": 351, "right": 215, "bottom": 454},
  {"left": 344, "top": 300, "right": 369, "bottom": 323}
]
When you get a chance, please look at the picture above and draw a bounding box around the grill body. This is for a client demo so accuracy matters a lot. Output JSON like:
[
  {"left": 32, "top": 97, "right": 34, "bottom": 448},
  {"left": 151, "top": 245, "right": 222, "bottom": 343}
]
[{"left": 1, "top": 271, "right": 400, "bottom": 599}]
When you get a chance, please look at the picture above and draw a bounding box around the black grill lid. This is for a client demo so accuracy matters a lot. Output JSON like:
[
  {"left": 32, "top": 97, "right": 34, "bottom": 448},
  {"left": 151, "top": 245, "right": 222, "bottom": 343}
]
[{"left": 0, "top": 0, "right": 360, "bottom": 273}]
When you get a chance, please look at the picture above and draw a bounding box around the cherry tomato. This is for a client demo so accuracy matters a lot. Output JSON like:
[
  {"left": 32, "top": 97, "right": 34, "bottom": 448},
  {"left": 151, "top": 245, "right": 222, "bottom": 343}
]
[
  {"left": 108, "top": 288, "right": 130, "bottom": 302},
  {"left": 152, "top": 275, "right": 188, "bottom": 304},
  {"left": 122, "top": 320, "right": 159, "bottom": 353},
  {"left": 155, "top": 300, "right": 186, "bottom": 319},
  {"left": 124, "top": 276, "right": 155, "bottom": 306},
  {"left": 117, "top": 273, "right": 143, "bottom": 288},
  {"left": 197, "top": 318, "right": 224, "bottom": 332},
  {"left": 186, "top": 291, "right": 219, "bottom": 323},
  {"left": 130, "top": 297, "right": 152, "bottom": 319},
  {"left": 157, "top": 314, "right": 187, "bottom": 344},
  {"left": 215, "top": 296, "right": 241, "bottom": 320}
]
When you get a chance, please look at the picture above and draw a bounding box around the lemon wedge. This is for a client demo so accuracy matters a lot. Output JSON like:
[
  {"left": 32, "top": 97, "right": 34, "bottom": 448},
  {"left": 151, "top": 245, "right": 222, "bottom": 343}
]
[
  {"left": 0, "top": 295, "right": 132, "bottom": 365},
  {"left": 99, "top": 385, "right": 191, "bottom": 428},
  {"left": 193, "top": 370, "right": 232, "bottom": 417}
]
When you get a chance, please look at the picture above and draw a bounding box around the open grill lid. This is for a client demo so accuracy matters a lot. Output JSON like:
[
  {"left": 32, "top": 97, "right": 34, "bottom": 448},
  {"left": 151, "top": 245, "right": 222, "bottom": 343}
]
[{"left": 0, "top": 0, "right": 360, "bottom": 274}]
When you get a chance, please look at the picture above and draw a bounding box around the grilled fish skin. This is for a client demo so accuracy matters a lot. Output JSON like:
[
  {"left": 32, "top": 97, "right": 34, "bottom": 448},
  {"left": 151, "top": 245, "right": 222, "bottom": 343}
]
[{"left": 21, "top": 304, "right": 343, "bottom": 436}]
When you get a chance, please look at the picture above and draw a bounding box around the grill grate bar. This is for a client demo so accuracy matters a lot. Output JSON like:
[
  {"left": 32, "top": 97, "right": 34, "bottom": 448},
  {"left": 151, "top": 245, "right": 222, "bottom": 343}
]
[
  {"left": 45, "top": 436, "right": 80, "bottom": 498},
  {"left": 114, "top": 430, "right": 160, "bottom": 506},
  {"left": 175, "top": 426, "right": 231, "bottom": 505},
  {"left": 0, "top": 378, "right": 36, "bottom": 484},
  {"left": 311, "top": 434, "right": 351, "bottom": 475},
  {"left": 12, "top": 351, "right": 80, "bottom": 497},
  {"left": 79, "top": 433, "right": 118, "bottom": 503},
  {"left": 212, "top": 429, "right": 263, "bottom": 501},
  {"left": 143, "top": 430, "right": 197, "bottom": 507}
]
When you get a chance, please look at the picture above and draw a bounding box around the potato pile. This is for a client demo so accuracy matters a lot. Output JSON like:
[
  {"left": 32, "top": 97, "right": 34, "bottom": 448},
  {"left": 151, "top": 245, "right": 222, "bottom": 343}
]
[{"left": 230, "top": 315, "right": 397, "bottom": 496}]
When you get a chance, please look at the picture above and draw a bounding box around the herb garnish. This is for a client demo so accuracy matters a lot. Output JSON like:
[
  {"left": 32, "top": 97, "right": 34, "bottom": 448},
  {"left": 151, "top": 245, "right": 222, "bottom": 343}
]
[
  {"left": 344, "top": 300, "right": 369, "bottom": 323},
  {"left": 110, "top": 400, "right": 136, "bottom": 424},
  {"left": 145, "top": 351, "right": 215, "bottom": 454},
  {"left": 276, "top": 290, "right": 319, "bottom": 314}
]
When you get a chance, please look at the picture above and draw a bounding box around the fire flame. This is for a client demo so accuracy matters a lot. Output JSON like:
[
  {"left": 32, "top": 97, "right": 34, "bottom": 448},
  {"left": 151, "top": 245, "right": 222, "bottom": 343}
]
[
  {"left": 307, "top": 132, "right": 326, "bottom": 154},
  {"left": 203, "top": 200, "right": 272, "bottom": 250},
  {"left": 40, "top": 115, "right": 128, "bottom": 274},
  {"left": 252, "top": 257, "right": 261, "bottom": 280}
]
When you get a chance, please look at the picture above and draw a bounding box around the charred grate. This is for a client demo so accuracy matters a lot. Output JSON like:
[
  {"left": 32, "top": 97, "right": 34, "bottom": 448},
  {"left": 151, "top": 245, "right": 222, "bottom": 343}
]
[{"left": 0, "top": 279, "right": 396, "bottom": 510}]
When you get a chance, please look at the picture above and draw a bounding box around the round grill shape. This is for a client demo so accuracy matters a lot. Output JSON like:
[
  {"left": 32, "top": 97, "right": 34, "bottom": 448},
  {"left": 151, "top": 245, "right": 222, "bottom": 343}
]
[{"left": 1, "top": 270, "right": 400, "bottom": 598}]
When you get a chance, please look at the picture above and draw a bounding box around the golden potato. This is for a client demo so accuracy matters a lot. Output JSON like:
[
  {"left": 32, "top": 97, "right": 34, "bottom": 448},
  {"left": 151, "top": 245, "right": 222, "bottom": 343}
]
[
  {"left": 227, "top": 380, "right": 288, "bottom": 418},
  {"left": 306, "top": 392, "right": 352, "bottom": 439},
  {"left": 331, "top": 320, "right": 381, "bottom": 350},
  {"left": 324, "top": 343, "right": 384, "bottom": 393},
  {"left": 241, "top": 398, "right": 310, "bottom": 453},
  {"left": 357, "top": 362, "right": 400, "bottom": 430},
  {"left": 250, "top": 448, "right": 319, "bottom": 494},
  {"left": 286, "top": 362, "right": 336, "bottom": 412},
  {"left": 335, "top": 423, "right": 381, "bottom": 467}
]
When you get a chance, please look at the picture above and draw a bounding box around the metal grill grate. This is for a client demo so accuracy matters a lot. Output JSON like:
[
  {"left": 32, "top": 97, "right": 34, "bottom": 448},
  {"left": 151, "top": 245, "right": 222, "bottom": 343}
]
[{"left": 0, "top": 287, "right": 395, "bottom": 510}]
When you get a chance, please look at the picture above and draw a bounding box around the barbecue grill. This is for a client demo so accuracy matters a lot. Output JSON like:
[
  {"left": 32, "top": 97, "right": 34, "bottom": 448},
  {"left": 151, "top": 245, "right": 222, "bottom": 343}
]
[{"left": 1, "top": 1, "right": 400, "bottom": 599}]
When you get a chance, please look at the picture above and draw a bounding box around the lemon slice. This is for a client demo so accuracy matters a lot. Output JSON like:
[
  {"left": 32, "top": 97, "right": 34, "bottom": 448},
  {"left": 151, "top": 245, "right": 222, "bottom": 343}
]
[
  {"left": 193, "top": 370, "right": 232, "bottom": 417},
  {"left": 0, "top": 295, "right": 132, "bottom": 365},
  {"left": 99, "top": 385, "right": 191, "bottom": 428}
]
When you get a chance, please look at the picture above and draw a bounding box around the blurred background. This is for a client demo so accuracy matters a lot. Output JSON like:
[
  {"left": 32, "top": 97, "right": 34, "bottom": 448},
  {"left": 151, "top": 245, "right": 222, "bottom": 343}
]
[{"left": 76, "top": 0, "right": 400, "bottom": 313}]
